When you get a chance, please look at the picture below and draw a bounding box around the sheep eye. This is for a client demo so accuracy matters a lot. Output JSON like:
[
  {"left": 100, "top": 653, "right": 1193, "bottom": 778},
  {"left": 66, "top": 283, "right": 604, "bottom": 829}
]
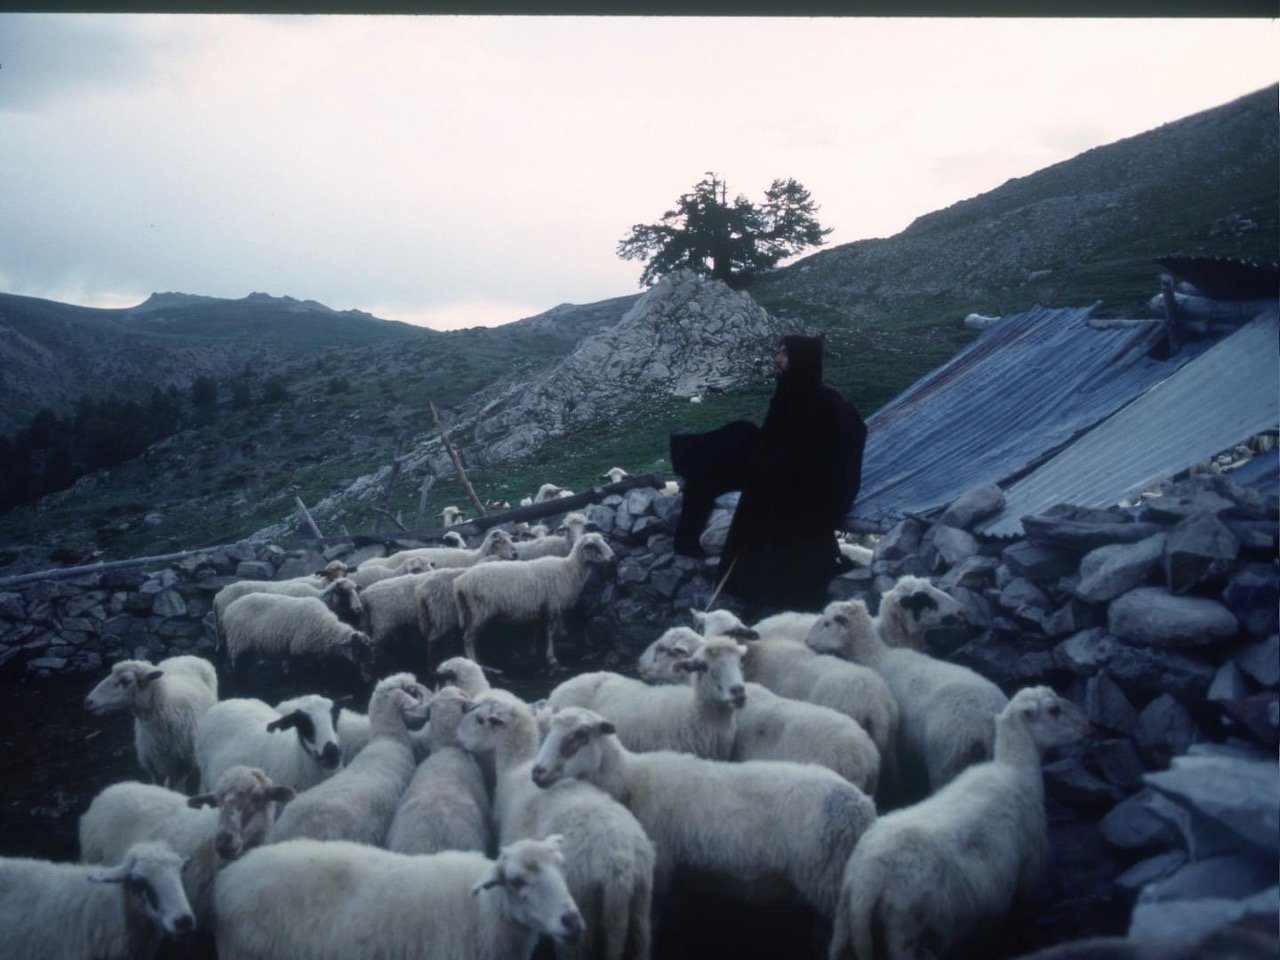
[
  {"left": 1048, "top": 705, "right": 1061, "bottom": 717},
  {"left": 509, "top": 876, "right": 526, "bottom": 890}
]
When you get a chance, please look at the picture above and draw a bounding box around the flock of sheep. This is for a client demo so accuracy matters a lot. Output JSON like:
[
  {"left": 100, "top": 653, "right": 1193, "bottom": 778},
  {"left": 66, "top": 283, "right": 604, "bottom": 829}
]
[{"left": 0, "top": 498, "right": 1090, "bottom": 960}]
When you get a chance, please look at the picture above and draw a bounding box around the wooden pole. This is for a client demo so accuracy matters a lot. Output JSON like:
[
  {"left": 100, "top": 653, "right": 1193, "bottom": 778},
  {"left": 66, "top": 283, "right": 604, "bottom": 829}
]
[
  {"left": 0, "top": 547, "right": 211, "bottom": 589},
  {"left": 294, "top": 496, "right": 324, "bottom": 540},
  {"left": 373, "top": 439, "right": 404, "bottom": 534},
  {"left": 429, "top": 401, "right": 486, "bottom": 518}
]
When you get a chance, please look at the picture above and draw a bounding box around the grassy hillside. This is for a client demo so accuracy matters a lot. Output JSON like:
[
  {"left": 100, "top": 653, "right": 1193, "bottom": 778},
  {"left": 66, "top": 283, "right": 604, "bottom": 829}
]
[{"left": 2, "top": 86, "right": 1274, "bottom": 563}]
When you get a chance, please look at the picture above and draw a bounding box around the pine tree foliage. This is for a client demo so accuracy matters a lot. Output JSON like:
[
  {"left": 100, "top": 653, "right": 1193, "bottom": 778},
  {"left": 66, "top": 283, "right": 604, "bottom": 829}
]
[{"left": 617, "top": 172, "right": 831, "bottom": 286}]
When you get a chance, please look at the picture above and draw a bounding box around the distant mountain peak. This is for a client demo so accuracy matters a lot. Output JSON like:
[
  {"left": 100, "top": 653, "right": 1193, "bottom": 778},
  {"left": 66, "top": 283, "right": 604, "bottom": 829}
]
[{"left": 130, "top": 291, "right": 221, "bottom": 312}]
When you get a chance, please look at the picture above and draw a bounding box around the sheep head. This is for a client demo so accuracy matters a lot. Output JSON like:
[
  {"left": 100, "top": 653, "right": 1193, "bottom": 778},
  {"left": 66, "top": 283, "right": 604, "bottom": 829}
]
[
  {"left": 187, "top": 765, "right": 294, "bottom": 860},
  {"left": 84, "top": 660, "right": 164, "bottom": 715},
  {"left": 472, "top": 836, "right": 583, "bottom": 944},
  {"left": 530, "top": 706, "right": 615, "bottom": 788}
]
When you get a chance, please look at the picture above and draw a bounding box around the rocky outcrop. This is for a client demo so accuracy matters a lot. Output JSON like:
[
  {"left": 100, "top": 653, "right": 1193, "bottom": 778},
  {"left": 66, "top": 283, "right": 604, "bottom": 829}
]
[
  {"left": 466, "top": 271, "right": 786, "bottom": 463},
  {"left": 261, "top": 272, "right": 792, "bottom": 540}
]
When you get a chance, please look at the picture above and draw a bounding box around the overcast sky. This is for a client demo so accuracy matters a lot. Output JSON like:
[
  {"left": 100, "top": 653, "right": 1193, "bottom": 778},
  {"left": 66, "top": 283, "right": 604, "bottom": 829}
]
[{"left": 0, "top": 15, "right": 1275, "bottom": 330}]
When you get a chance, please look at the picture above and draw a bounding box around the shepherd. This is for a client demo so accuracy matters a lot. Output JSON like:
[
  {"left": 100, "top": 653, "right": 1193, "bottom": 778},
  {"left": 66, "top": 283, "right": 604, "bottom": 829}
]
[{"left": 670, "top": 333, "right": 867, "bottom": 612}]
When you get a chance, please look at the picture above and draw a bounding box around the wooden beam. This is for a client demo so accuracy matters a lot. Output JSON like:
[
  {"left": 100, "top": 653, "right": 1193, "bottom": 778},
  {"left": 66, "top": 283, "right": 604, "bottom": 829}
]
[
  {"left": 295, "top": 496, "right": 324, "bottom": 540},
  {"left": 430, "top": 401, "right": 486, "bottom": 519}
]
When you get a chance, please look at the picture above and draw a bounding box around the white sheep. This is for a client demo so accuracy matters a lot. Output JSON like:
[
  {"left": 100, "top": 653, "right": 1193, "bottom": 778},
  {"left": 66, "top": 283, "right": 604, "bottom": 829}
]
[
  {"left": 548, "top": 636, "right": 748, "bottom": 759},
  {"left": 214, "top": 835, "right": 584, "bottom": 960},
  {"left": 347, "top": 555, "right": 431, "bottom": 589},
  {"left": 212, "top": 576, "right": 363, "bottom": 646},
  {"left": 441, "top": 505, "right": 466, "bottom": 526},
  {"left": 838, "top": 542, "right": 874, "bottom": 566},
  {"left": 434, "top": 655, "right": 494, "bottom": 697},
  {"left": 377, "top": 527, "right": 517, "bottom": 573},
  {"left": 532, "top": 706, "right": 876, "bottom": 919},
  {"left": 79, "top": 765, "right": 293, "bottom": 928},
  {"left": 806, "top": 598, "right": 1009, "bottom": 794},
  {"left": 195, "top": 694, "right": 342, "bottom": 793},
  {"left": 412, "top": 559, "right": 509, "bottom": 664},
  {"left": 638, "top": 628, "right": 880, "bottom": 793},
  {"left": 601, "top": 467, "right": 629, "bottom": 484},
  {"left": 512, "top": 511, "right": 590, "bottom": 561},
  {"left": 220, "top": 592, "right": 374, "bottom": 680},
  {"left": 829, "top": 686, "right": 1088, "bottom": 960},
  {"left": 876, "top": 574, "right": 970, "bottom": 650},
  {"left": 271, "top": 673, "right": 430, "bottom": 846},
  {"left": 457, "top": 690, "right": 655, "bottom": 960},
  {"left": 534, "top": 482, "right": 568, "bottom": 503},
  {"left": 386, "top": 685, "right": 491, "bottom": 856},
  {"left": 0, "top": 840, "right": 195, "bottom": 960},
  {"left": 455, "top": 531, "right": 616, "bottom": 666},
  {"left": 84, "top": 655, "right": 218, "bottom": 791},
  {"left": 690, "top": 608, "right": 899, "bottom": 768},
  {"left": 358, "top": 568, "right": 440, "bottom": 659}
]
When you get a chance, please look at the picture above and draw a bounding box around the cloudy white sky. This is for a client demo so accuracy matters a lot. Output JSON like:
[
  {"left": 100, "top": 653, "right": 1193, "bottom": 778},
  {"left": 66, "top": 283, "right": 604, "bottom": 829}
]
[{"left": 0, "top": 15, "right": 1276, "bottom": 330}]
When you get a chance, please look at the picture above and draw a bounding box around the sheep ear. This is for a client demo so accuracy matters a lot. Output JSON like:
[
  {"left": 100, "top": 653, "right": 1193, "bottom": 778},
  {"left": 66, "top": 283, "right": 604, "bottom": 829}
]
[
  {"left": 140, "top": 669, "right": 164, "bottom": 686},
  {"left": 187, "top": 793, "right": 218, "bottom": 809},
  {"left": 736, "top": 644, "right": 749, "bottom": 657},
  {"left": 833, "top": 614, "right": 849, "bottom": 626},
  {"left": 689, "top": 609, "right": 707, "bottom": 625},
  {"left": 89, "top": 863, "right": 131, "bottom": 884},
  {"left": 595, "top": 720, "right": 616, "bottom": 735},
  {"left": 265, "top": 785, "right": 296, "bottom": 804},
  {"left": 266, "top": 712, "right": 301, "bottom": 733},
  {"left": 471, "top": 865, "right": 503, "bottom": 897}
]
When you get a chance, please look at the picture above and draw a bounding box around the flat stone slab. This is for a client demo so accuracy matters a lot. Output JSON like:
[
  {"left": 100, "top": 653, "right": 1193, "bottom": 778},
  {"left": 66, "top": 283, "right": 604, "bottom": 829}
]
[
  {"left": 1002, "top": 540, "right": 1078, "bottom": 581},
  {"left": 1074, "top": 533, "right": 1166, "bottom": 604},
  {"left": 1145, "top": 753, "right": 1280, "bottom": 856},
  {"left": 938, "top": 482, "right": 1005, "bottom": 529},
  {"left": 1128, "top": 886, "right": 1279, "bottom": 945},
  {"left": 1108, "top": 587, "right": 1239, "bottom": 647},
  {"left": 1163, "top": 512, "right": 1239, "bottom": 594}
]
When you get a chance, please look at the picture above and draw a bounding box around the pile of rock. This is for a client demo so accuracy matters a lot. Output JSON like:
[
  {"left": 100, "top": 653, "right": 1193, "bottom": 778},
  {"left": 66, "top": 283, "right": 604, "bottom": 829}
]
[{"left": 828, "top": 474, "right": 1278, "bottom": 952}]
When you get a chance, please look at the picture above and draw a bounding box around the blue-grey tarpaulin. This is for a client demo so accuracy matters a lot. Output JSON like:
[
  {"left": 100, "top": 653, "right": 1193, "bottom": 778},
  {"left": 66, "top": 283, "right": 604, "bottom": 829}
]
[
  {"left": 848, "top": 304, "right": 1215, "bottom": 529},
  {"left": 980, "top": 308, "right": 1280, "bottom": 535}
]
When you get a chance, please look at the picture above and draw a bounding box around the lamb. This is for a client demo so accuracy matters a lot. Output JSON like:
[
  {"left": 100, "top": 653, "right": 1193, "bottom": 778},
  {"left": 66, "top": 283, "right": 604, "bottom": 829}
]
[
  {"left": 455, "top": 531, "right": 616, "bottom": 666},
  {"left": 458, "top": 690, "right": 655, "bottom": 960},
  {"left": 271, "top": 673, "right": 430, "bottom": 846},
  {"left": 441, "top": 505, "right": 466, "bottom": 526},
  {"left": 875, "top": 574, "right": 970, "bottom": 650},
  {"left": 220, "top": 592, "right": 374, "bottom": 680},
  {"left": 79, "top": 765, "right": 293, "bottom": 928},
  {"left": 386, "top": 685, "right": 491, "bottom": 855},
  {"left": 638, "top": 628, "right": 880, "bottom": 793},
  {"left": 212, "top": 576, "right": 363, "bottom": 645},
  {"left": 828, "top": 686, "right": 1087, "bottom": 960},
  {"left": 531, "top": 706, "right": 876, "bottom": 919},
  {"left": 512, "top": 511, "right": 590, "bottom": 561},
  {"left": 0, "top": 840, "right": 195, "bottom": 960},
  {"left": 84, "top": 655, "right": 218, "bottom": 791},
  {"left": 547, "top": 636, "right": 748, "bottom": 759},
  {"left": 690, "top": 608, "right": 899, "bottom": 767},
  {"left": 195, "top": 694, "right": 342, "bottom": 793},
  {"left": 806, "top": 598, "right": 1009, "bottom": 794},
  {"left": 435, "top": 655, "right": 492, "bottom": 697},
  {"left": 601, "top": 467, "right": 629, "bottom": 484},
  {"left": 214, "top": 835, "right": 583, "bottom": 960},
  {"left": 376, "top": 527, "right": 517, "bottom": 573}
]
